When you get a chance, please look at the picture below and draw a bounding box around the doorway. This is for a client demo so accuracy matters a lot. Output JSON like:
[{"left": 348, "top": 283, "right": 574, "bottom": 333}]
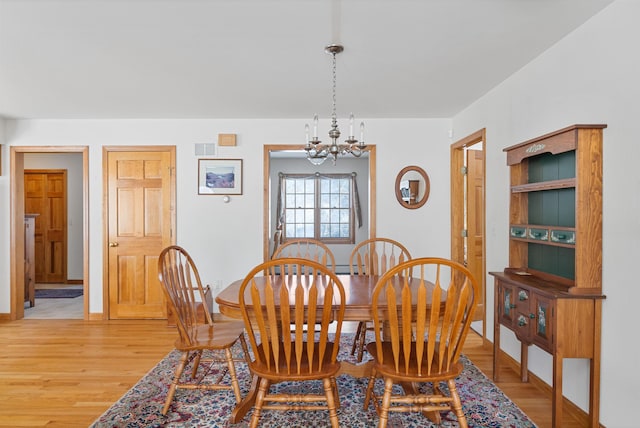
[
  {"left": 262, "top": 144, "right": 377, "bottom": 265},
  {"left": 451, "top": 129, "right": 486, "bottom": 338},
  {"left": 10, "top": 147, "right": 89, "bottom": 320}
]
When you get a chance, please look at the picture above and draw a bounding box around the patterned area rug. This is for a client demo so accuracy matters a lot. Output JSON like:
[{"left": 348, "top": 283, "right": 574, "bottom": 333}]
[{"left": 91, "top": 333, "right": 537, "bottom": 427}]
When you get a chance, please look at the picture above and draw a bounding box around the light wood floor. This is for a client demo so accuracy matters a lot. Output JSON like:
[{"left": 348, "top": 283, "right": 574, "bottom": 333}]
[{"left": 0, "top": 319, "right": 587, "bottom": 428}]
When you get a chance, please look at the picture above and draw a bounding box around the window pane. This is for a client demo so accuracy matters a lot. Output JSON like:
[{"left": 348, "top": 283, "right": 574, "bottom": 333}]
[
  {"left": 320, "top": 223, "right": 330, "bottom": 238},
  {"left": 285, "top": 210, "right": 295, "bottom": 223},
  {"left": 295, "top": 179, "right": 305, "bottom": 193},
  {"left": 305, "top": 208, "right": 314, "bottom": 223},
  {"left": 285, "top": 224, "right": 295, "bottom": 236},
  {"left": 339, "top": 208, "right": 349, "bottom": 223},
  {"left": 320, "top": 194, "right": 330, "bottom": 208},
  {"left": 321, "top": 179, "right": 330, "bottom": 193},
  {"left": 330, "top": 208, "right": 339, "bottom": 223},
  {"left": 305, "top": 194, "right": 314, "bottom": 208},
  {"left": 340, "top": 224, "right": 349, "bottom": 237},
  {"left": 304, "top": 224, "right": 313, "bottom": 237},
  {"left": 305, "top": 179, "right": 314, "bottom": 193},
  {"left": 285, "top": 194, "right": 295, "bottom": 207},
  {"left": 330, "top": 194, "right": 339, "bottom": 208},
  {"left": 340, "top": 194, "right": 350, "bottom": 208}
]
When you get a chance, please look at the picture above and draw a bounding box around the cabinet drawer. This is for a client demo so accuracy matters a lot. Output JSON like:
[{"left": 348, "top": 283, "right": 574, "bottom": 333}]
[
  {"left": 510, "top": 226, "right": 527, "bottom": 238},
  {"left": 550, "top": 229, "right": 575, "bottom": 245},
  {"left": 528, "top": 227, "right": 549, "bottom": 241}
]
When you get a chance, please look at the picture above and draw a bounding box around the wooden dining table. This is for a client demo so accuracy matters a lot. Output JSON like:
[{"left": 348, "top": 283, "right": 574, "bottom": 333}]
[{"left": 215, "top": 273, "right": 441, "bottom": 423}]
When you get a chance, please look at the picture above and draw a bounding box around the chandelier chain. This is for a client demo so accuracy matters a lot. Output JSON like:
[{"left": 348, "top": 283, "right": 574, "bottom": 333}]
[{"left": 331, "top": 52, "right": 337, "bottom": 123}]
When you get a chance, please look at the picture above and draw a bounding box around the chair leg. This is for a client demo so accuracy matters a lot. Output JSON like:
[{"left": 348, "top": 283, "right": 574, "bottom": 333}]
[
  {"left": 357, "top": 322, "right": 368, "bottom": 362},
  {"left": 330, "top": 376, "right": 340, "bottom": 409},
  {"left": 378, "top": 377, "right": 393, "bottom": 428},
  {"left": 448, "top": 379, "right": 468, "bottom": 428},
  {"left": 239, "top": 333, "right": 251, "bottom": 364},
  {"left": 249, "top": 377, "right": 270, "bottom": 428},
  {"left": 363, "top": 369, "right": 376, "bottom": 410},
  {"left": 191, "top": 350, "right": 203, "bottom": 379},
  {"left": 351, "top": 322, "right": 364, "bottom": 356},
  {"left": 224, "top": 347, "right": 242, "bottom": 404},
  {"left": 162, "top": 351, "right": 188, "bottom": 415},
  {"left": 323, "top": 377, "right": 340, "bottom": 428}
]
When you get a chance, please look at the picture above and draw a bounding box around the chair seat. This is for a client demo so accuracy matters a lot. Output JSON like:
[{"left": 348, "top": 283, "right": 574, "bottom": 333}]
[
  {"left": 174, "top": 321, "right": 246, "bottom": 351},
  {"left": 250, "top": 341, "right": 341, "bottom": 380},
  {"left": 366, "top": 341, "right": 463, "bottom": 381}
]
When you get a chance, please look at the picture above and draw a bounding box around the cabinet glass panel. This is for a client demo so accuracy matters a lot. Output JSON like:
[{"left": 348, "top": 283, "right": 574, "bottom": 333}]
[{"left": 528, "top": 243, "right": 575, "bottom": 280}]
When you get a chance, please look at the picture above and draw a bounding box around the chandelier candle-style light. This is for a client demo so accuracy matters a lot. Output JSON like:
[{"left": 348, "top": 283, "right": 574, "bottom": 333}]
[{"left": 304, "top": 44, "right": 366, "bottom": 165}]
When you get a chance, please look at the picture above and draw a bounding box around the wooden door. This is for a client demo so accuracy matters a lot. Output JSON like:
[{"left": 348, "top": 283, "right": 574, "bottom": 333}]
[
  {"left": 24, "top": 170, "right": 67, "bottom": 283},
  {"left": 466, "top": 149, "right": 484, "bottom": 321},
  {"left": 105, "top": 148, "right": 175, "bottom": 319}
]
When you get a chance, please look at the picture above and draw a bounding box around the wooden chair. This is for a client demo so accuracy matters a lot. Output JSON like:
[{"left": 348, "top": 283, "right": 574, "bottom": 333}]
[
  {"left": 272, "top": 238, "right": 336, "bottom": 271},
  {"left": 157, "top": 245, "right": 249, "bottom": 416},
  {"left": 363, "top": 257, "right": 480, "bottom": 428},
  {"left": 238, "top": 258, "right": 346, "bottom": 428},
  {"left": 349, "top": 237, "right": 411, "bottom": 361}
]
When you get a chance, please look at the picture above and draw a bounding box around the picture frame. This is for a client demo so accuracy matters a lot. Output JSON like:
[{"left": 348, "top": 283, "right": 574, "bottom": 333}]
[{"left": 198, "top": 158, "right": 243, "bottom": 195}]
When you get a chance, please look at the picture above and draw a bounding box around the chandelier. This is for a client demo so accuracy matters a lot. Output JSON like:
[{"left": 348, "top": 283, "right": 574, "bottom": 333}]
[{"left": 304, "top": 44, "right": 366, "bottom": 165}]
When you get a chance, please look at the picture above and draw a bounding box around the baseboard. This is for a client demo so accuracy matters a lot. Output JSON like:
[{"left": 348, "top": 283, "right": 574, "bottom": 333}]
[
  {"left": 66, "top": 279, "right": 83, "bottom": 285},
  {"left": 88, "top": 312, "right": 104, "bottom": 321},
  {"left": 0, "top": 313, "right": 12, "bottom": 321},
  {"left": 497, "top": 348, "right": 604, "bottom": 428}
]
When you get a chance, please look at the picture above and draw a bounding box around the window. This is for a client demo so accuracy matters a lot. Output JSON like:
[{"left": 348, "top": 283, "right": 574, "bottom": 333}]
[{"left": 282, "top": 173, "right": 354, "bottom": 243}]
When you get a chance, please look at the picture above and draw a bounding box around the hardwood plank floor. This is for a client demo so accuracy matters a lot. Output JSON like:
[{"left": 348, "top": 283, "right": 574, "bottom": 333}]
[{"left": 0, "top": 319, "right": 586, "bottom": 427}]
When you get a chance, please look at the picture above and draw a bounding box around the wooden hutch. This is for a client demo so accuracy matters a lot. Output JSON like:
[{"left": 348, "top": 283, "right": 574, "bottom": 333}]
[{"left": 490, "top": 124, "right": 606, "bottom": 428}]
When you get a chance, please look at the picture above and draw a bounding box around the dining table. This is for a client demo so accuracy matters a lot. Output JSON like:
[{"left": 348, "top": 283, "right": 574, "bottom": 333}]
[{"left": 215, "top": 273, "right": 441, "bottom": 424}]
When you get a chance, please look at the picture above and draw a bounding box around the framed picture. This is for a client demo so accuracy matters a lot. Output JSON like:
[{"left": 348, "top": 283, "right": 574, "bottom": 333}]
[{"left": 198, "top": 158, "right": 243, "bottom": 195}]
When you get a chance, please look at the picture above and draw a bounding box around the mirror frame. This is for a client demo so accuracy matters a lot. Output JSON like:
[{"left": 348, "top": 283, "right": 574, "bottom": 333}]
[{"left": 395, "top": 165, "right": 430, "bottom": 209}]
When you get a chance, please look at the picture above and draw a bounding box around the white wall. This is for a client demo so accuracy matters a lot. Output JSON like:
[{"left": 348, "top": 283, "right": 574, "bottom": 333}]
[
  {"left": 0, "top": 118, "right": 452, "bottom": 316},
  {"left": 452, "top": 1, "right": 637, "bottom": 426},
  {"left": 0, "top": 120, "right": 8, "bottom": 299}
]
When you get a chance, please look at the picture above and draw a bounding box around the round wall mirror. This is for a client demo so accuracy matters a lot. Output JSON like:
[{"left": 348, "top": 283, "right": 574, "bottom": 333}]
[{"left": 395, "top": 165, "right": 430, "bottom": 209}]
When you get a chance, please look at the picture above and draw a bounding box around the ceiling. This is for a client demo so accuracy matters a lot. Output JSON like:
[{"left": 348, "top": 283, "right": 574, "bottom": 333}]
[{"left": 0, "top": 0, "right": 614, "bottom": 120}]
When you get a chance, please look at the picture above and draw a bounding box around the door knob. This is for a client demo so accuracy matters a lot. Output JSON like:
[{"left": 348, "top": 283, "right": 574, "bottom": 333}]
[{"left": 109, "top": 242, "right": 119, "bottom": 247}]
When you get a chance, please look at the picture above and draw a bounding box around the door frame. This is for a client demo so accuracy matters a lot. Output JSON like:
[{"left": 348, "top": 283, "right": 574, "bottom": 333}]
[
  {"left": 450, "top": 129, "right": 486, "bottom": 338},
  {"left": 102, "top": 145, "right": 176, "bottom": 319},
  {"left": 10, "top": 146, "right": 89, "bottom": 320}
]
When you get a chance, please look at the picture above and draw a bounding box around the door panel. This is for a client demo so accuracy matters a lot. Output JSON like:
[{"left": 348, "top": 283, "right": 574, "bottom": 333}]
[
  {"left": 467, "top": 149, "right": 485, "bottom": 321},
  {"left": 24, "top": 170, "right": 67, "bottom": 283},
  {"left": 106, "top": 149, "right": 175, "bottom": 319}
]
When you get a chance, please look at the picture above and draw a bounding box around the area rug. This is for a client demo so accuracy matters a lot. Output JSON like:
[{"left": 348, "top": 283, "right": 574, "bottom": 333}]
[
  {"left": 91, "top": 333, "right": 537, "bottom": 427},
  {"left": 34, "top": 288, "right": 83, "bottom": 299}
]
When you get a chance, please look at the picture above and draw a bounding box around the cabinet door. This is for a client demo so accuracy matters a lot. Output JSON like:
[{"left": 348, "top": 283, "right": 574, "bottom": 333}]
[
  {"left": 497, "top": 282, "right": 517, "bottom": 327},
  {"left": 531, "top": 293, "right": 554, "bottom": 352},
  {"left": 514, "top": 287, "right": 533, "bottom": 341}
]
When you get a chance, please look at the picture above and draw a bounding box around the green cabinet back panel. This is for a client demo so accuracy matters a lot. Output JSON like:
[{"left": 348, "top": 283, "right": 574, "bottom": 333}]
[
  {"left": 528, "top": 151, "right": 576, "bottom": 226},
  {"left": 528, "top": 151, "right": 576, "bottom": 182},
  {"left": 529, "top": 188, "right": 575, "bottom": 226},
  {"left": 528, "top": 243, "right": 575, "bottom": 280}
]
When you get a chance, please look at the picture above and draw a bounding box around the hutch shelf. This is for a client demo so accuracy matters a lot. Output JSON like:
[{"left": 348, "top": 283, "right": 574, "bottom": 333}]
[{"left": 490, "top": 124, "right": 606, "bottom": 428}]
